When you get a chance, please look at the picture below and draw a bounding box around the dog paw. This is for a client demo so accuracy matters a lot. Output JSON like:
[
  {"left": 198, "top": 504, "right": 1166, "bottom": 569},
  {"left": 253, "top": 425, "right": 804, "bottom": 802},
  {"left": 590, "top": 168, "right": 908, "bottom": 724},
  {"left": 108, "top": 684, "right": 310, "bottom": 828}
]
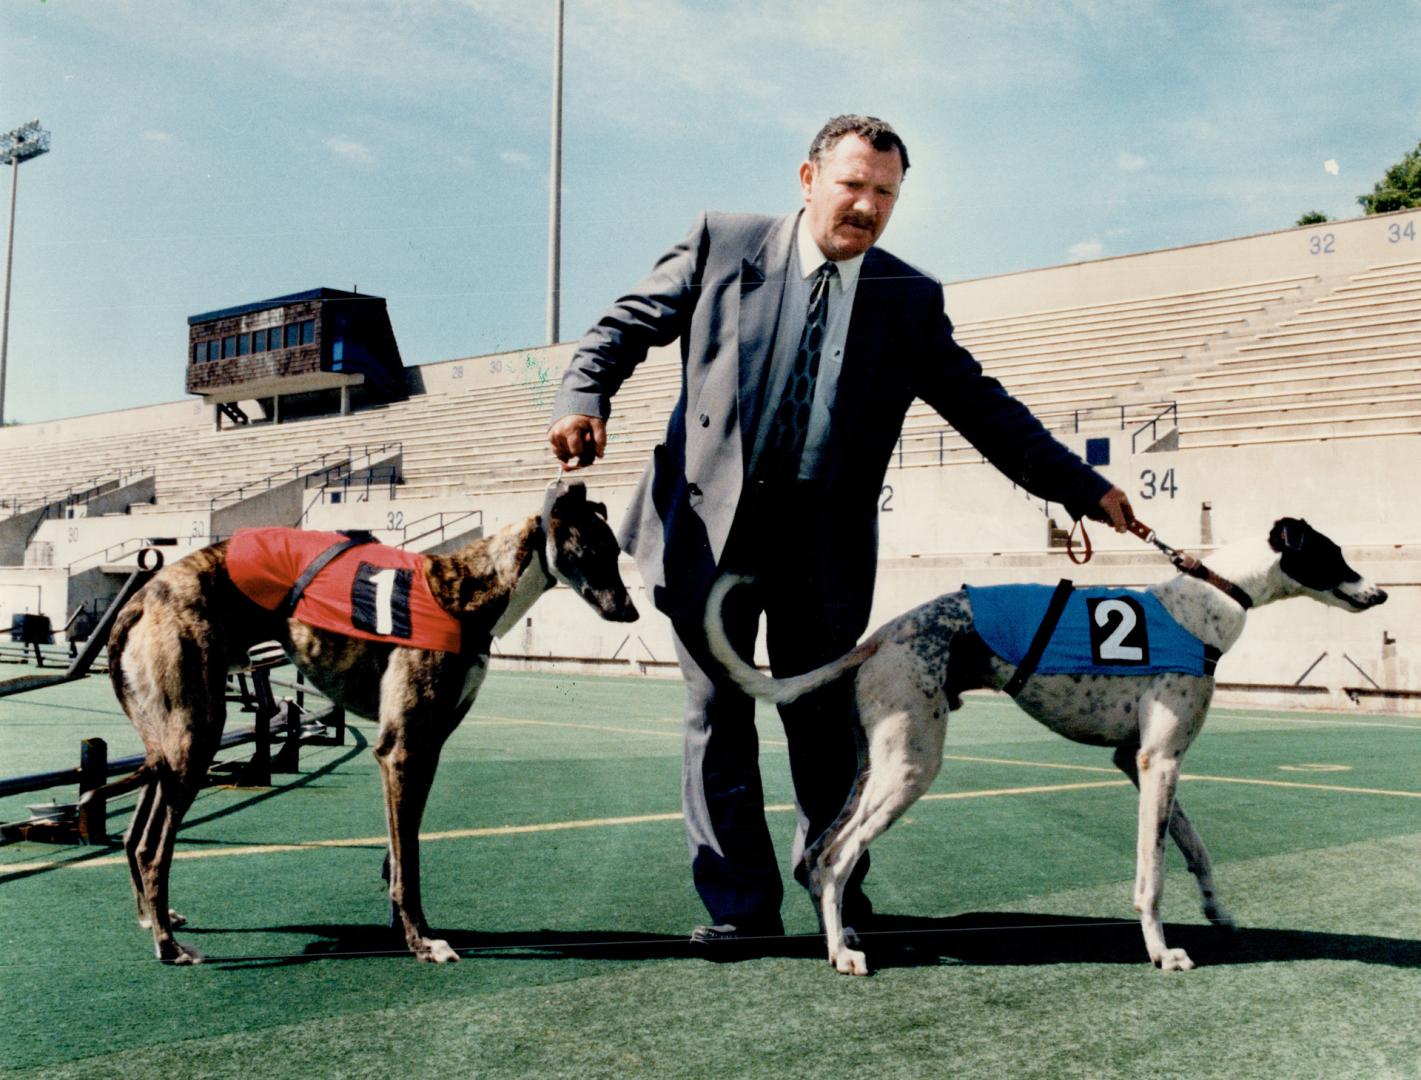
[
  {"left": 138, "top": 908, "right": 188, "bottom": 931},
  {"left": 1152, "top": 948, "right": 1195, "bottom": 972},
  {"left": 1204, "top": 903, "right": 1236, "bottom": 931},
  {"left": 416, "top": 937, "right": 460, "bottom": 963},
  {"left": 833, "top": 948, "right": 870, "bottom": 976},
  {"left": 158, "top": 940, "right": 206, "bottom": 965}
]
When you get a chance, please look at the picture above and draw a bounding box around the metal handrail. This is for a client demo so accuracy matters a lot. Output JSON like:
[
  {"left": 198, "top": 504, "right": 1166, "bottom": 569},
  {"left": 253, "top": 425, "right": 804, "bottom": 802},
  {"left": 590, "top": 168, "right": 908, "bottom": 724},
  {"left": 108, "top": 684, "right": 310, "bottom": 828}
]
[
  {"left": 208, "top": 442, "right": 401, "bottom": 512},
  {"left": 1130, "top": 401, "right": 1179, "bottom": 454},
  {"left": 889, "top": 400, "right": 1181, "bottom": 468},
  {"left": 0, "top": 466, "right": 154, "bottom": 519},
  {"left": 65, "top": 536, "right": 210, "bottom": 573},
  {"left": 397, "top": 509, "right": 482, "bottom": 550}
]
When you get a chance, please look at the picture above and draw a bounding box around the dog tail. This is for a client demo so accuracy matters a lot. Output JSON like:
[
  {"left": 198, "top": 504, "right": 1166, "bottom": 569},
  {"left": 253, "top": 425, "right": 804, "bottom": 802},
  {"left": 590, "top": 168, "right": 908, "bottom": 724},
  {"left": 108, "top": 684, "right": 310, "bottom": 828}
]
[{"left": 703, "top": 574, "right": 880, "bottom": 706}]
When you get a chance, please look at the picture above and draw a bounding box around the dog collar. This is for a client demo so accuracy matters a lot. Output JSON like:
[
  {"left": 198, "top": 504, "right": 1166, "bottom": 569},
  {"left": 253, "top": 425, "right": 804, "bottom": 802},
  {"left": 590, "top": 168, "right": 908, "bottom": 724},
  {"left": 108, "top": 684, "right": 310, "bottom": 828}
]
[
  {"left": 1174, "top": 553, "right": 1254, "bottom": 611},
  {"left": 534, "top": 518, "right": 554, "bottom": 584}
]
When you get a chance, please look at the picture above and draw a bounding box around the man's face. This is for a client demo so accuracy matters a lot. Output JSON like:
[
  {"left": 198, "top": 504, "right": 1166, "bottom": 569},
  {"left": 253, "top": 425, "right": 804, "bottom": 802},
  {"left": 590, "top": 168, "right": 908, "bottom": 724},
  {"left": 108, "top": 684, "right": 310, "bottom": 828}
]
[{"left": 799, "top": 133, "right": 904, "bottom": 261}]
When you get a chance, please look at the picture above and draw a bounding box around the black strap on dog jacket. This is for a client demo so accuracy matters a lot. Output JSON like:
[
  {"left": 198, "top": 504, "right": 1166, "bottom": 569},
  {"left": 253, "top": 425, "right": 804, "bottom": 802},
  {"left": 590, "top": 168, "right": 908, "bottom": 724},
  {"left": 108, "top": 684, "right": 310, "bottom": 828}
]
[
  {"left": 276, "top": 531, "right": 377, "bottom": 618},
  {"left": 1001, "top": 578, "right": 1075, "bottom": 698}
]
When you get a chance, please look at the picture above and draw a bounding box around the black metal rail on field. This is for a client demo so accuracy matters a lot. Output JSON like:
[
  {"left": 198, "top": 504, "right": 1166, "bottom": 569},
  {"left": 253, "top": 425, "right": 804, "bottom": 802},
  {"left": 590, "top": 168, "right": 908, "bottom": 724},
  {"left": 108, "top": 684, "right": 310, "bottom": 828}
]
[{"left": 0, "top": 615, "right": 347, "bottom": 847}]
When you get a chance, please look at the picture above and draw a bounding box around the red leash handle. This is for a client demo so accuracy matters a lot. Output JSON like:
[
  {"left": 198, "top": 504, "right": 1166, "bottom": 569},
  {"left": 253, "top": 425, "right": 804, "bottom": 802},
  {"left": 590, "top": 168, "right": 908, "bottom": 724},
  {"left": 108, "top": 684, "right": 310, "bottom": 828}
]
[
  {"left": 1069, "top": 516, "right": 1155, "bottom": 564},
  {"left": 1066, "top": 518, "right": 1093, "bottom": 565}
]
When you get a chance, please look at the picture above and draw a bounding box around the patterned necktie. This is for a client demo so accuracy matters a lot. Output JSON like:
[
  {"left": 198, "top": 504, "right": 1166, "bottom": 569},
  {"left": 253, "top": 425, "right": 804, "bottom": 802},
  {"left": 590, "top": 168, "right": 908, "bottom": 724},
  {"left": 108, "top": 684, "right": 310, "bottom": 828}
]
[{"left": 762, "top": 261, "right": 837, "bottom": 482}]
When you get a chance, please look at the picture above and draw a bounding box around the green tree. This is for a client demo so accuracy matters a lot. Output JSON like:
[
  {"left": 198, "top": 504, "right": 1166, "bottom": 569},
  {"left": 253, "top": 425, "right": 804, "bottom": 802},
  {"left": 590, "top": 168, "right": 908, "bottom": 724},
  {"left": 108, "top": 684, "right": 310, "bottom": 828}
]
[
  {"left": 1358, "top": 138, "right": 1421, "bottom": 214},
  {"left": 1296, "top": 210, "right": 1329, "bottom": 226}
]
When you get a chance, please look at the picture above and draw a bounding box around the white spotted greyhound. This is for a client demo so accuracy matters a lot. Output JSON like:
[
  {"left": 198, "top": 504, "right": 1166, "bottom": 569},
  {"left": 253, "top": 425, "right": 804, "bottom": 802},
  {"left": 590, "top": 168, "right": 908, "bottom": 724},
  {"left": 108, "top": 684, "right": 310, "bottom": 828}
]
[{"left": 704, "top": 517, "right": 1387, "bottom": 975}]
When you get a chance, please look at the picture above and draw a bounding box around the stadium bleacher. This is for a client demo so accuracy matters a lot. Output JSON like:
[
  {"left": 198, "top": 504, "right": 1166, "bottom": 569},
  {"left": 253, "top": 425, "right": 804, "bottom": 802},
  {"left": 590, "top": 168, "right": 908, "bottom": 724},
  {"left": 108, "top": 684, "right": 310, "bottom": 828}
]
[{"left": 0, "top": 209, "right": 1416, "bottom": 707}]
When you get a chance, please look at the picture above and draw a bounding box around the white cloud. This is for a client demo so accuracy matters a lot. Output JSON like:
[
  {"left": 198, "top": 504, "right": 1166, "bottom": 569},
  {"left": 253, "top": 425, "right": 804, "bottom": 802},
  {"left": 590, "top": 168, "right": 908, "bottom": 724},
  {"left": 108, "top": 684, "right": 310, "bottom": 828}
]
[
  {"left": 1068, "top": 240, "right": 1104, "bottom": 261},
  {"left": 141, "top": 129, "right": 174, "bottom": 143},
  {"left": 1118, "top": 151, "right": 1147, "bottom": 172},
  {"left": 500, "top": 150, "right": 531, "bottom": 168},
  {"left": 1324, "top": 159, "right": 1340, "bottom": 175},
  {"left": 324, "top": 136, "right": 374, "bottom": 165}
]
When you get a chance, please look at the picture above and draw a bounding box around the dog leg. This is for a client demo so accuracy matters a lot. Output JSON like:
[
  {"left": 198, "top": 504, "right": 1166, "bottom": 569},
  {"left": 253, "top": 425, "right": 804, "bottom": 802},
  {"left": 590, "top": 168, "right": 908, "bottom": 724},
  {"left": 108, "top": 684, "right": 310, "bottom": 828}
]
[
  {"left": 1110, "top": 745, "right": 1233, "bottom": 930},
  {"left": 373, "top": 665, "right": 469, "bottom": 964},
  {"left": 125, "top": 778, "right": 192, "bottom": 933},
  {"left": 125, "top": 778, "right": 158, "bottom": 929},
  {"left": 131, "top": 769, "right": 205, "bottom": 964},
  {"left": 811, "top": 688, "right": 947, "bottom": 976},
  {"left": 1131, "top": 696, "right": 1195, "bottom": 971}
]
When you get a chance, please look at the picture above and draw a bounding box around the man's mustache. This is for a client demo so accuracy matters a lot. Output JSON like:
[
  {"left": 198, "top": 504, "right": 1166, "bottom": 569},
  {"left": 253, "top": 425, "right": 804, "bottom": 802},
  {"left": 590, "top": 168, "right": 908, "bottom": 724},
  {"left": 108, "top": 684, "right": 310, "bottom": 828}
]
[{"left": 837, "top": 213, "right": 877, "bottom": 231}]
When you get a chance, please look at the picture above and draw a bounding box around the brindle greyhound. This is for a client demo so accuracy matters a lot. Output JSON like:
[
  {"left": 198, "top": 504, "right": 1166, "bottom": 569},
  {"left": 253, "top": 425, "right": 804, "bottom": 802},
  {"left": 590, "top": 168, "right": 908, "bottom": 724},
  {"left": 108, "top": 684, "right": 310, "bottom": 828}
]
[{"left": 109, "top": 479, "right": 636, "bottom": 964}]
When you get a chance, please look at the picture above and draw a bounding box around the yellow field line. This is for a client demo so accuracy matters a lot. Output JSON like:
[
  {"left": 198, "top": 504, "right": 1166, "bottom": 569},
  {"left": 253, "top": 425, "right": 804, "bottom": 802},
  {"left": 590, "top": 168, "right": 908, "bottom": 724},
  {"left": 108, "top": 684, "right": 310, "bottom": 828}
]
[
  {"left": 1216, "top": 713, "right": 1421, "bottom": 733},
  {"left": 945, "top": 751, "right": 1421, "bottom": 798},
  {"left": 472, "top": 715, "right": 789, "bottom": 747},
  {"left": 1182, "top": 774, "right": 1421, "bottom": 798},
  {"left": 944, "top": 753, "right": 1118, "bottom": 775},
  {"left": 0, "top": 778, "right": 1129, "bottom": 875},
  {"left": 921, "top": 780, "right": 1131, "bottom": 801}
]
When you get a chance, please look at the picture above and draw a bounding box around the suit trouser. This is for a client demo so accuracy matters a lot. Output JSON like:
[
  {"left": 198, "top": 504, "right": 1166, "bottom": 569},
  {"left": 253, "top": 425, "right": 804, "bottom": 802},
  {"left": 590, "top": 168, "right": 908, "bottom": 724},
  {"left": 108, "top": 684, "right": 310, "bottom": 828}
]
[{"left": 671, "top": 485, "right": 871, "bottom": 927}]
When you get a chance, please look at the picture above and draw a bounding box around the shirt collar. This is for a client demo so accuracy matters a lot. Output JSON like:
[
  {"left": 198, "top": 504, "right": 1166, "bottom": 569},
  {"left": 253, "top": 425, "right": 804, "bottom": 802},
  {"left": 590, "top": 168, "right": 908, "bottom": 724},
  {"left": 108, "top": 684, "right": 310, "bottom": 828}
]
[{"left": 794, "top": 212, "right": 865, "bottom": 292}]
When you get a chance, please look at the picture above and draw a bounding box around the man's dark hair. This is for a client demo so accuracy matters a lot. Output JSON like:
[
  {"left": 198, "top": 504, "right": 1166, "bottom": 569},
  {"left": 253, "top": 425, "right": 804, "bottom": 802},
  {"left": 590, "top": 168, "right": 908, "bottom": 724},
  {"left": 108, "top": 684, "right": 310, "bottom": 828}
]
[{"left": 808, "top": 115, "right": 909, "bottom": 175}]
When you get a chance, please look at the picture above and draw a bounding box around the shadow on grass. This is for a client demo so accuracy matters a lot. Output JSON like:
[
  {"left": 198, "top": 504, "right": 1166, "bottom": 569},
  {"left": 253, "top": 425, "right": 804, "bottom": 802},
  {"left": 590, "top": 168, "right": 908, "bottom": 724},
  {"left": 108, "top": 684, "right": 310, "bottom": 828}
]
[
  {"left": 864, "top": 912, "right": 1421, "bottom": 970},
  {"left": 200, "top": 912, "right": 1421, "bottom": 971}
]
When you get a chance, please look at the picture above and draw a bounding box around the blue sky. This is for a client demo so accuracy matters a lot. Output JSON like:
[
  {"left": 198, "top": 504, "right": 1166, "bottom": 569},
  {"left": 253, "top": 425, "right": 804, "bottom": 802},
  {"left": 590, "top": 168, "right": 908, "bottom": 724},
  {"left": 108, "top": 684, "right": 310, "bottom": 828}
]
[{"left": 2, "top": 0, "right": 1419, "bottom": 423}]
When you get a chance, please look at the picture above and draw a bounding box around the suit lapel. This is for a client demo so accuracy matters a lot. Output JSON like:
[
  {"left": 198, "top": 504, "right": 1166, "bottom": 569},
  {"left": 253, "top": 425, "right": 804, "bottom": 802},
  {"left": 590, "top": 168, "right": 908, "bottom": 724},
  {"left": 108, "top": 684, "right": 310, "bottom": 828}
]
[
  {"left": 819, "top": 247, "right": 897, "bottom": 488},
  {"left": 737, "top": 213, "right": 796, "bottom": 463},
  {"left": 835, "top": 246, "right": 888, "bottom": 421}
]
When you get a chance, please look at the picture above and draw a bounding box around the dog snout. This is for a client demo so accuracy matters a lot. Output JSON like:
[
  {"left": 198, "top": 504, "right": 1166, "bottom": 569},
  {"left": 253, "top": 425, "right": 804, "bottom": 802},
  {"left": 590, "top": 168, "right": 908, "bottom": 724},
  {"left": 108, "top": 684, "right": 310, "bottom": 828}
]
[{"left": 590, "top": 587, "right": 638, "bottom": 622}]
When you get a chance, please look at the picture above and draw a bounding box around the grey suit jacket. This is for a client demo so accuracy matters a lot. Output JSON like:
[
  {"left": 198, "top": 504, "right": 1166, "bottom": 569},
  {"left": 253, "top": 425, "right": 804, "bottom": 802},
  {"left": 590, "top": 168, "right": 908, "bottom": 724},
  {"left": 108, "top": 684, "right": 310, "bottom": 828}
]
[{"left": 551, "top": 211, "right": 1111, "bottom": 626}]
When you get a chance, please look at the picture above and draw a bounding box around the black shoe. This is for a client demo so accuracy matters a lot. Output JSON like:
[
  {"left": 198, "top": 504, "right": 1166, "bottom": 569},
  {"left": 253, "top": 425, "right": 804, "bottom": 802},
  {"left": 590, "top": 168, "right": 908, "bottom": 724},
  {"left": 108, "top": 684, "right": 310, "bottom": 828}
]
[{"left": 690, "top": 918, "right": 785, "bottom": 946}]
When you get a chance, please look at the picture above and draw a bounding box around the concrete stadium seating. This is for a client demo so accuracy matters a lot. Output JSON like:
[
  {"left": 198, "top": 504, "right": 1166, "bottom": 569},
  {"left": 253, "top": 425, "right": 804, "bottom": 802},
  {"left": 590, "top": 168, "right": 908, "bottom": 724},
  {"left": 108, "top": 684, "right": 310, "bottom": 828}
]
[{"left": 1, "top": 208, "right": 1416, "bottom": 709}]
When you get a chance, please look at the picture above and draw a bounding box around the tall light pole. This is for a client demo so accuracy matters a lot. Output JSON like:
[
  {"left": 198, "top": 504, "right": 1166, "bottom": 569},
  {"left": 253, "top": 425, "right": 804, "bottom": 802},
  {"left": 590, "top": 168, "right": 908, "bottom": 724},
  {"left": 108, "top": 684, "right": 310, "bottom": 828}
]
[
  {"left": 546, "top": 0, "right": 564, "bottom": 345},
  {"left": 0, "top": 120, "right": 51, "bottom": 426}
]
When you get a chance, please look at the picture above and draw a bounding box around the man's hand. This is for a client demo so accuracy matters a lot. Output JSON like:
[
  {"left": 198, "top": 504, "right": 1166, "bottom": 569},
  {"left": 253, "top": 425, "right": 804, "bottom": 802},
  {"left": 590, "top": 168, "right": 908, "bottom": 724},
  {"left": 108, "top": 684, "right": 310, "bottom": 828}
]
[
  {"left": 548, "top": 413, "right": 606, "bottom": 471},
  {"left": 1095, "top": 486, "right": 1135, "bottom": 533}
]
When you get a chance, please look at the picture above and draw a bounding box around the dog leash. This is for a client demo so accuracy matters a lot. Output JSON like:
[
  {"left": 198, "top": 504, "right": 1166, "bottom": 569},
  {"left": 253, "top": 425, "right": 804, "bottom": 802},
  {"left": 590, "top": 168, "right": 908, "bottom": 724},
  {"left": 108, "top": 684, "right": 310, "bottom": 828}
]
[
  {"left": 1066, "top": 517, "right": 1252, "bottom": 609},
  {"left": 1126, "top": 519, "right": 1254, "bottom": 610}
]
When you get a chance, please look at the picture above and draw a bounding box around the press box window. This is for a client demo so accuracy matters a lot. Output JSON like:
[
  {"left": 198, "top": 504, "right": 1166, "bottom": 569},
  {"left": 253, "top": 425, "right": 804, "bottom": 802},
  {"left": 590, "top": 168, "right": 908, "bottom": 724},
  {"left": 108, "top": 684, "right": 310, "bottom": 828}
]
[
  {"left": 285, "top": 323, "right": 299, "bottom": 348},
  {"left": 300, "top": 319, "right": 315, "bottom": 345},
  {"left": 222, "top": 335, "right": 237, "bottom": 359},
  {"left": 206, "top": 341, "right": 221, "bottom": 362}
]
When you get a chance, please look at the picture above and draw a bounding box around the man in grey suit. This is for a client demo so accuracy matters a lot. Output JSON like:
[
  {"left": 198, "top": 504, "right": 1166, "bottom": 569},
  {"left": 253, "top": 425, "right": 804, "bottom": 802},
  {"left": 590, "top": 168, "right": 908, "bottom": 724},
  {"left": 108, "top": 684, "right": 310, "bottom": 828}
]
[{"left": 549, "top": 115, "right": 1133, "bottom": 945}]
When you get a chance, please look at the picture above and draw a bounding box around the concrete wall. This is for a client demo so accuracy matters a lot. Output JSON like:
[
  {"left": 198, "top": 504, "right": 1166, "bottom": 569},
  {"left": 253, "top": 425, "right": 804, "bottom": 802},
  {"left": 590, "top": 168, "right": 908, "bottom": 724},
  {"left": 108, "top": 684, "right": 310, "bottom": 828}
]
[
  {"left": 944, "top": 208, "right": 1421, "bottom": 322},
  {"left": 0, "top": 397, "right": 208, "bottom": 451}
]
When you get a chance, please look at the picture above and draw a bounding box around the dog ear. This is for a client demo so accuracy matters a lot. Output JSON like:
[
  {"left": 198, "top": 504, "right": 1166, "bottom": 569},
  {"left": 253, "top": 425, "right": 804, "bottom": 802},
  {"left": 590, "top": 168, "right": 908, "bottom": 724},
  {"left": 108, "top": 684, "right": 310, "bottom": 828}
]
[
  {"left": 588, "top": 501, "right": 608, "bottom": 520},
  {"left": 1268, "top": 517, "right": 1310, "bottom": 553}
]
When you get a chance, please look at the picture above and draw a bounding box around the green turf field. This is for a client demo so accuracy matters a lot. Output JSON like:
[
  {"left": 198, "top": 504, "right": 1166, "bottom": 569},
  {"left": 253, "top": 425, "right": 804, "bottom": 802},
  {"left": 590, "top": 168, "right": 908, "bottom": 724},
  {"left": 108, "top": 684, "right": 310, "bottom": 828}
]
[{"left": 2, "top": 669, "right": 1420, "bottom": 1078}]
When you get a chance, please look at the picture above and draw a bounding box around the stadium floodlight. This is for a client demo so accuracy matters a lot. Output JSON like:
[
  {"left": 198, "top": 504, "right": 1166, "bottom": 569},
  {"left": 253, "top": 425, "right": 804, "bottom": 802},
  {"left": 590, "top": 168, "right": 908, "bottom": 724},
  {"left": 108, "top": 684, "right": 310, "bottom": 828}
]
[{"left": 0, "top": 120, "right": 52, "bottom": 426}]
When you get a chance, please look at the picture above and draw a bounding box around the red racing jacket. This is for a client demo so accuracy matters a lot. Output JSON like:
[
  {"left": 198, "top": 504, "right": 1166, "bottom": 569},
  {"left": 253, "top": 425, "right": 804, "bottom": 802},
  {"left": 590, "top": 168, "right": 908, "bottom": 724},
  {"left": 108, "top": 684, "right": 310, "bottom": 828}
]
[{"left": 227, "top": 527, "right": 463, "bottom": 653}]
